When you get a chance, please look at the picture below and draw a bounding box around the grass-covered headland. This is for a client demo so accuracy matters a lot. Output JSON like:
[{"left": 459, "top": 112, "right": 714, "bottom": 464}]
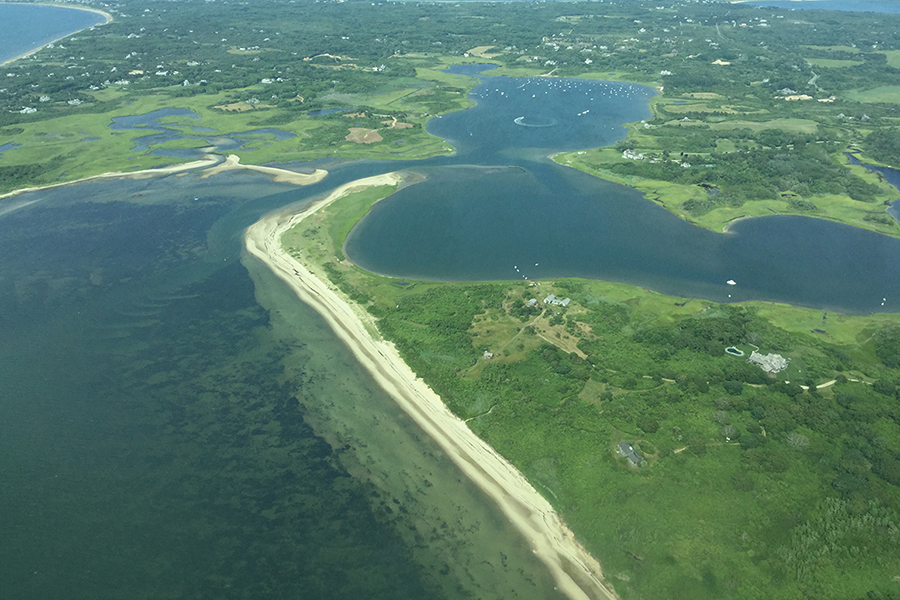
[{"left": 284, "top": 179, "right": 900, "bottom": 600}]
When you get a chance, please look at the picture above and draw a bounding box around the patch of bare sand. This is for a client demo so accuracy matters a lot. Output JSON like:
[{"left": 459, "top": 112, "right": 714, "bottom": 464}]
[
  {"left": 345, "top": 127, "right": 383, "bottom": 144},
  {"left": 244, "top": 174, "right": 618, "bottom": 600},
  {"left": 200, "top": 154, "right": 327, "bottom": 185}
]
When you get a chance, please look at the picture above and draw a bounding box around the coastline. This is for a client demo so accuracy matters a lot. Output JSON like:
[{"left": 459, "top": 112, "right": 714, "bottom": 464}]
[
  {"left": 1, "top": 154, "right": 328, "bottom": 207},
  {"left": 0, "top": 155, "right": 220, "bottom": 202},
  {"left": 244, "top": 173, "right": 619, "bottom": 600},
  {"left": 0, "top": 2, "right": 113, "bottom": 67}
]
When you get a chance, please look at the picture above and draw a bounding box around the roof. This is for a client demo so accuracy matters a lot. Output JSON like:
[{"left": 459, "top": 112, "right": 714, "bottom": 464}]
[
  {"left": 617, "top": 441, "right": 642, "bottom": 466},
  {"left": 748, "top": 351, "right": 789, "bottom": 373}
]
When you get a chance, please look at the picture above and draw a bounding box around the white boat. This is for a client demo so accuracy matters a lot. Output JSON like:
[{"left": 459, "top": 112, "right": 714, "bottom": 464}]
[{"left": 726, "top": 280, "right": 736, "bottom": 286}]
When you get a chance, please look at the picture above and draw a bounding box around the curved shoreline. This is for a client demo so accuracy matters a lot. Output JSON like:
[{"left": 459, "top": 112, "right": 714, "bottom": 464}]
[
  {"left": 1, "top": 154, "right": 328, "bottom": 207},
  {"left": 244, "top": 173, "right": 618, "bottom": 600},
  {"left": 0, "top": 155, "right": 221, "bottom": 202},
  {"left": 0, "top": 3, "right": 113, "bottom": 66}
]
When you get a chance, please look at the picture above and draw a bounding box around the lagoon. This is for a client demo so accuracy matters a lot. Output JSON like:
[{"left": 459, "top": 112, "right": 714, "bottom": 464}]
[{"left": 345, "top": 66, "right": 900, "bottom": 315}]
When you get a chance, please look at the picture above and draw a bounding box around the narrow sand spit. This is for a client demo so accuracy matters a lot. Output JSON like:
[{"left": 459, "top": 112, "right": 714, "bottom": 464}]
[
  {"left": 200, "top": 154, "right": 327, "bottom": 185},
  {"left": 0, "top": 155, "right": 220, "bottom": 201},
  {"left": 245, "top": 173, "right": 618, "bottom": 600}
]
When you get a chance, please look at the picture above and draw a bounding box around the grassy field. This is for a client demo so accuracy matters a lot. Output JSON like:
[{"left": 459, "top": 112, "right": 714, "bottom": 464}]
[
  {"left": 881, "top": 49, "right": 900, "bottom": 68},
  {"left": 804, "top": 57, "right": 864, "bottom": 68},
  {"left": 702, "top": 118, "right": 819, "bottom": 134},
  {"left": 846, "top": 86, "right": 900, "bottom": 104}
]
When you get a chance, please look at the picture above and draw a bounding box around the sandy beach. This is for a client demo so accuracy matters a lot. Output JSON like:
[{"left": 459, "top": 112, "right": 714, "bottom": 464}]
[
  {"left": 245, "top": 173, "right": 618, "bottom": 600},
  {"left": 0, "top": 3, "right": 113, "bottom": 67},
  {"left": 0, "top": 155, "right": 220, "bottom": 202},
  {"left": 200, "top": 154, "right": 328, "bottom": 185}
]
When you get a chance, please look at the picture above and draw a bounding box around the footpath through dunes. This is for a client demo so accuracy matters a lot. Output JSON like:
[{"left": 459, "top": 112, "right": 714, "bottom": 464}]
[{"left": 244, "top": 173, "right": 619, "bottom": 600}]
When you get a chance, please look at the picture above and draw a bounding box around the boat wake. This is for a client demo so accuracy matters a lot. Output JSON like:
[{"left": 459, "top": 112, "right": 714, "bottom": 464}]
[{"left": 513, "top": 116, "right": 557, "bottom": 128}]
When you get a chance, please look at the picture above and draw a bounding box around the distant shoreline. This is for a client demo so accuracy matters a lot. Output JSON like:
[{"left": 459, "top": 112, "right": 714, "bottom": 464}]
[{"left": 0, "top": 2, "right": 113, "bottom": 67}]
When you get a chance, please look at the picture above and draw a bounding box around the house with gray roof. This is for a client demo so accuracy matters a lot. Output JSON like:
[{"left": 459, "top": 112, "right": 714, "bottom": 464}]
[
  {"left": 617, "top": 441, "right": 643, "bottom": 467},
  {"left": 748, "top": 351, "right": 789, "bottom": 374},
  {"left": 543, "top": 294, "right": 571, "bottom": 307}
]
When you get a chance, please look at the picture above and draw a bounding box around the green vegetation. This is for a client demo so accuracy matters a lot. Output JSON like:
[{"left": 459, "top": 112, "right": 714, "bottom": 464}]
[
  {"left": 283, "top": 181, "right": 900, "bottom": 600},
  {"left": 3, "top": 0, "right": 900, "bottom": 235},
  {"left": 805, "top": 58, "right": 865, "bottom": 69},
  {"left": 4, "top": 0, "right": 900, "bottom": 598}
]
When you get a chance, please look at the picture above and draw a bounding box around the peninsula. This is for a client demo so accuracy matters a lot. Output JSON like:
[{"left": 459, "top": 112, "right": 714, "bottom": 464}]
[{"left": 246, "top": 173, "right": 617, "bottom": 600}]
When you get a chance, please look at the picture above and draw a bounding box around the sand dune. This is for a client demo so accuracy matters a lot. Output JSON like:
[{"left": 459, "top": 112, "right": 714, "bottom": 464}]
[{"left": 244, "top": 173, "right": 618, "bottom": 600}]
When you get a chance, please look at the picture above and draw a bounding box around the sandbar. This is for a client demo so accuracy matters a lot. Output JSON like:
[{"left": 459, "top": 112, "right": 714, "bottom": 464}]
[
  {"left": 244, "top": 173, "right": 619, "bottom": 600},
  {"left": 200, "top": 154, "right": 327, "bottom": 185},
  {"left": 0, "top": 155, "right": 219, "bottom": 202}
]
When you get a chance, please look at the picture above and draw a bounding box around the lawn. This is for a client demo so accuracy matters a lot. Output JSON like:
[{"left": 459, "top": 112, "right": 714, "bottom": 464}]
[
  {"left": 804, "top": 57, "right": 863, "bottom": 68},
  {"left": 846, "top": 86, "right": 900, "bottom": 104}
]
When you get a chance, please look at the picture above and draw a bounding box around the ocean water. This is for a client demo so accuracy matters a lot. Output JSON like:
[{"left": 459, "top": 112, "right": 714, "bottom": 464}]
[
  {"left": 0, "top": 3, "right": 105, "bottom": 64},
  {"left": 0, "top": 173, "right": 564, "bottom": 600},
  {"left": 746, "top": 0, "right": 900, "bottom": 13}
]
